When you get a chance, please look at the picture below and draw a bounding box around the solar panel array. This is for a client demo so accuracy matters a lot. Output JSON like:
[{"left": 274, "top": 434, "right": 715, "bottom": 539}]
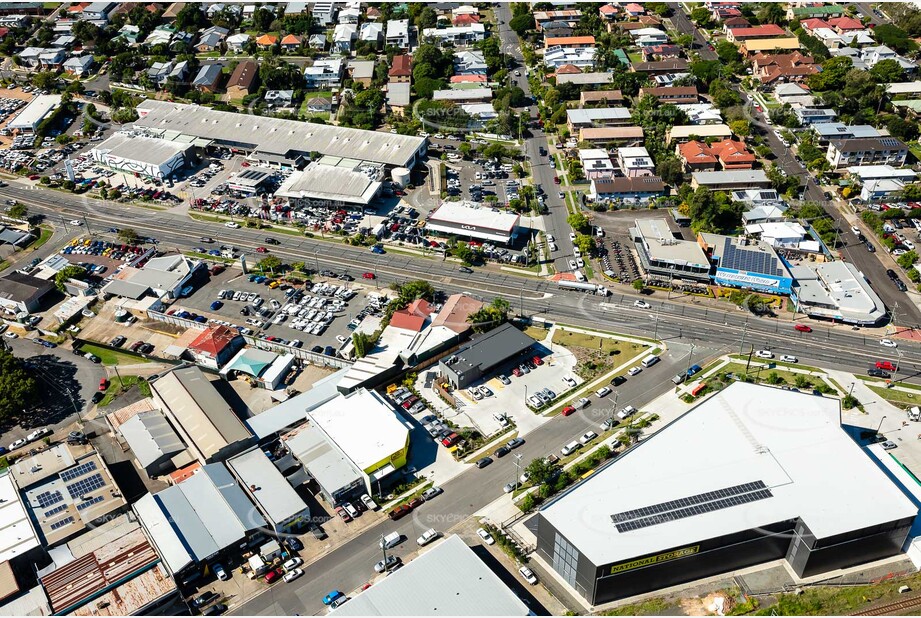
[
  {"left": 44, "top": 504, "right": 68, "bottom": 518},
  {"left": 60, "top": 460, "right": 97, "bottom": 482},
  {"left": 66, "top": 473, "right": 105, "bottom": 499},
  {"left": 76, "top": 496, "right": 104, "bottom": 511},
  {"left": 49, "top": 517, "right": 74, "bottom": 531},
  {"left": 36, "top": 490, "right": 63, "bottom": 508},
  {"left": 880, "top": 137, "right": 902, "bottom": 148},
  {"left": 611, "top": 481, "right": 773, "bottom": 533},
  {"left": 720, "top": 238, "right": 783, "bottom": 276}
]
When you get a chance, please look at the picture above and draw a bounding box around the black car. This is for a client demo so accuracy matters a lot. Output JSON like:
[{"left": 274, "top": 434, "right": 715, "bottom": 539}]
[
  {"left": 111, "top": 335, "right": 126, "bottom": 347},
  {"left": 310, "top": 526, "right": 328, "bottom": 541},
  {"left": 458, "top": 267, "right": 473, "bottom": 274},
  {"left": 494, "top": 445, "right": 511, "bottom": 458},
  {"left": 338, "top": 274, "right": 354, "bottom": 281},
  {"left": 311, "top": 345, "right": 323, "bottom": 353},
  {"left": 868, "top": 368, "right": 891, "bottom": 378},
  {"left": 475, "top": 456, "right": 493, "bottom": 469},
  {"left": 610, "top": 375, "right": 627, "bottom": 386},
  {"left": 139, "top": 343, "right": 154, "bottom": 354},
  {"left": 886, "top": 269, "right": 899, "bottom": 280},
  {"left": 866, "top": 241, "right": 876, "bottom": 253},
  {"left": 202, "top": 603, "right": 227, "bottom": 616},
  {"left": 287, "top": 537, "right": 304, "bottom": 550},
  {"left": 193, "top": 592, "right": 218, "bottom": 608},
  {"left": 264, "top": 237, "right": 280, "bottom": 245},
  {"left": 91, "top": 392, "right": 104, "bottom": 404}
]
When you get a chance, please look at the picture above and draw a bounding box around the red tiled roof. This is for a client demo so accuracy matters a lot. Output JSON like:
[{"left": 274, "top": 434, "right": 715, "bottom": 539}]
[
  {"left": 453, "top": 13, "right": 480, "bottom": 26},
  {"left": 188, "top": 325, "right": 239, "bottom": 356},
  {"left": 555, "top": 63, "right": 582, "bottom": 74},
  {"left": 390, "top": 310, "right": 426, "bottom": 332},
  {"left": 827, "top": 16, "right": 865, "bottom": 31},
  {"left": 0, "top": 28, "right": 9, "bottom": 39},
  {"left": 406, "top": 298, "right": 434, "bottom": 317},
  {"left": 599, "top": 4, "right": 618, "bottom": 15},
  {"left": 281, "top": 34, "right": 302, "bottom": 46},
  {"left": 800, "top": 18, "right": 830, "bottom": 30},
  {"left": 546, "top": 35, "right": 595, "bottom": 46},
  {"left": 680, "top": 139, "right": 755, "bottom": 167},
  {"left": 732, "top": 24, "right": 786, "bottom": 37},
  {"left": 451, "top": 74, "right": 487, "bottom": 83},
  {"left": 255, "top": 34, "right": 278, "bottom": 46},
  {"left": 678, "top": 141, "right": 718, "bottom": 165},
  {"left": 389, "top": 54, "right": 412, "bottom": 77},
  {"left": 430, "top": 294, "right": 483, "bottom": 334},
  {"left": 625, "top": 3, "right": 645, "bottom": 13}
]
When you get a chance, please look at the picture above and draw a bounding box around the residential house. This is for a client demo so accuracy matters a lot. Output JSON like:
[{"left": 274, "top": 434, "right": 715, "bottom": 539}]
[
  {"left": 726, "top": 24, "right": 787, "bottom": 43},
  {"left": 667, "top": 123, "right": 733, "bottom": 144},
  {"left": 280, "top": 34, "right": 302, "bottom": 52},
  {"left": 187, "top": 325, "right": 243, "bottom": 370},
  {"left": 599, "top": 4, "right": 618, "bottom": 21},
  {"left": 117, "top": 24, "right": 141, "bottom": 45},
  {"left": 677, "top": 103, "right": 723, "bottom": 124},
  {"left": 195, "top": 25, "right": 228, "bottom": 52},
  {"left": 147, "top": 24, "right": 178, "bottom": 47},
  {"left": 19, "top": 47, "right": 64, "bottom": 70},
  {"left": 722, "top": 16, "right": 751, "bottom": 31},
  {"left": 453, "top": 12, "right": 479, "bottom": 27},
  {"left": 545, "top": 35, "right": 595, "bottom": 49},
  {"left": 740, "top": 38, "right": 802, "bottom": 56},
  {"left": 311, "top": 1, "right": 337, "bottom": 26},
  {"left": 826, "top": 137, "right": 909, "bottom": 168},
  {"left": 861, "top": 45, "right": 916, "bottom": 71},
  {"left": 677, "top": 139, "right": 755, "bottom": 171},
  {"left": 641, "top": 44, "right": 682, "bottom": 61},
  {"left": 63, "top": 54, "right": 94, "bottom": 77},
  {"left": 306, "top": 96, "right": 332, "bottom": 113},
  {"left": 81, "top": 1, "right": 115, "bottom": 22},
  {"left": 545, "top": 46, "right": 595, "bottom": 69},
  {"left": 752, "top": 52, "right": 818, "bottom": 84},
  {"left": 387, "top": 81, "right": 411, "bottom": 115},
  {"left": 624, "top": 3, "right": 645, "bottom": 17},
  {"left": 534, "top": 9, "right": 581, "bottom": 31},
  {"left": 359, "top": 21, "right": 383, "bottom": 47},
  {"left": 421, "top": 24, "right": 486, "bottom": 45},
  {"left": 555, "top": 72, "right": 615, "bottom": 87},
  {"left": 255, "top": 34, "right": 277, "bottom": 49},
  {"left": 147, "top": 60, "right": 188, "bottom": 88},
  {"left": 226, "top": 32, "right": 252, "bottom": 54},
  {"left": 389, "top": 54, "right": 412, "bottom": 83},
  {"left": 578, "top": 148, "right": 615, "bottom": 180},
  {"left": 812, "top": 123, "right": 881, "bottom": 144},
  {"left": 338, "top": 5, "right": 360, "bottom": 23},
  {"left": 589, "top": 176, "right": 665, "bottom": 202},
  {"left": 631, "top": 59, "right": 689, "bottom": 75},
  {"left": 432, "top": 88, "right": 492, "bottom": 104},
  {"left": 303, "top": 58, "right": 344, "bottom": 89},
  {"left": 308, "top": 33, "right": 326, "bottom": 50},
  {"left": 629, "top": 27, "right": 668, "bottom": 46},
  {"left": 332, "top": 23, "right": 356, "bottom": 54},
  {"left": 787, "top": 5, "right": 845, "bottom": 21},
  {"left": 578, "top": 126, "right": 645, "bottom": 145},
  {"left": 454, "top": 50, "right": 486, "bottom": 75},
  {"left": 566, "top": 107, "right": 632, "bottom": 133},
  {"left": 192, "top": 64, "right": 223, "bottom": 93},
  {"left": 579, "top": 89, "right": 624, "bottom": 107},
  {"left": 773, "top": 82, "right": 814, "bottom": 106},
  {"left": 226, "top": 59, "right": 258, "bottom": 99},
  {"left": 793, "top": 107, "right": 838, "bottom": 125},
  {"left": 347, "top": 59, "right": 375, "bottom": 86},
  {"left": 638, "top": 86, "right": 697, "bottom": 104},
  {"left": 828, "top": 16, "right": 866, "bottom": 32},
  {"left": 616, "top": 146, "right": 655, "bottom": 177},
  {"left": 386, "top": 19, "right": 410, "bottom": 49},
  {"left": 265, "top": 90, "right": 294, "bottom": 107}
]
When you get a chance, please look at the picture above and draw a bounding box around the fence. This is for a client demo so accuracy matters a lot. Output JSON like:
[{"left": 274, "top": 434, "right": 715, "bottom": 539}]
[{"left": 146, "top": 310, "right": 354, "bottom": 369}]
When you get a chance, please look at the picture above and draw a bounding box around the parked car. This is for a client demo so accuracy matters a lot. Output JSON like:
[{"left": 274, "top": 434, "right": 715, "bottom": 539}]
[
  {"left": 476, "top": 528, "right": 495, "bottom": 545},
  {"left": 519, "top": 565, "right": 538, "bottom": 585},
  {"left": 417, "top": 528, "right": 439, "bottom": 546}
]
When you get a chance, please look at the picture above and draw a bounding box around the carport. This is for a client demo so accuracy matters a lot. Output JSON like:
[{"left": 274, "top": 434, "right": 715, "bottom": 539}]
[{"left": 220, "top": 348, "right": 294, "bottom": 390}]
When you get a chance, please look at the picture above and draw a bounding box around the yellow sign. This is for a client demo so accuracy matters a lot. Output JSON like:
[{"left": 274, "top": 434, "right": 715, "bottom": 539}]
[{"left": 609, "top": 546, "right": 699, "bottom": 575}]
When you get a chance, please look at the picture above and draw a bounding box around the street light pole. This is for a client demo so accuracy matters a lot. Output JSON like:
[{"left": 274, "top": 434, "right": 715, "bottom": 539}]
[
  {"left": 739, "top": 320, "right": 748, "bottom": 356},
  {"left": 685, "top": 343, "right": 696, "bottom": 380},
  {"left": 876, "top": 415, "right": 887, "bottom": 435},
  {"left": 513, "top": 453, "right": 522, "bottom": 491}
]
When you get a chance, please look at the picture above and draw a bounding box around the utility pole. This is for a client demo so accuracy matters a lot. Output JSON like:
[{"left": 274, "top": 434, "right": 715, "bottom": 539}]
[
  {"left": 685, "top": 343, "right": 696, "bottom": 380},
  {"left": 609, "top": 391, "right": 619, "bottom": 428},
  {"left": 653, "top": 303, "right": 660, "bottom": 340},
  {"left": 739, "top": 320, "right": 748, "bottom": 356},
  {"left": 82, "top": 214, "right": 93, "bottom": 236},
  {"left": 379, "top": 533, "right": 389, "bottom": 572},
  {"left": 513, "top": 453, "right": 522, "bottom": 491}
]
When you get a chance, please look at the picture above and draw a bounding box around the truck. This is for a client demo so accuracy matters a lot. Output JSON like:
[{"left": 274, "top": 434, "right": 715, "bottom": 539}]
[
  {"left": 909, "top": 407, "right": 920, "bottom": 422},
  {"left": 557, "top": 280, "right": 610, "bottom": 296}
]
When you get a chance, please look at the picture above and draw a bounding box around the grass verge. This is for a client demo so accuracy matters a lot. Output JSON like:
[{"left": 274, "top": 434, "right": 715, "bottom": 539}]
[
  {"left": 866, "top": 384, "right": 921, "bottom": 407},
  {"left": 98, "top": 375, "right": 151, "bottom": 407},
  {"left": 79, "top": 343, "right": 152, "bottom": 366}
]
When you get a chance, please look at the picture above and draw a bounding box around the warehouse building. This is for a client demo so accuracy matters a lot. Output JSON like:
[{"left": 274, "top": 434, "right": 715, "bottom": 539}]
[
  {"left": 135, "top": 99, "right": 427, "bottom": 169},
  {"left": 438, "top": 323, "right": 535, "bottom": 389},
  {"left": 425, "top": 201, "right": 521, "bottom": 246},
  {"left": 332, "top": 535, "right": 529, "bottom": 616},
  {"left": 699, "top": 233, "right": 794, "bottom": 295},
  {"left": 8, "top": 94, "right": 60, "bottom": 133},
  {"left": 533, "top": 382, "right": 918, "bottom": 605},
  {"left": 631, "top": 218, "right": 711, "bottom": 282},
  {"left": 275, "top": 160, "right": 383, "bottom": 209},
  {"left": 89, "top": 132, "right": 193, "bottom": 180},
  {"left": 226, "top": 449, "right": 310, "bottom": 535}
]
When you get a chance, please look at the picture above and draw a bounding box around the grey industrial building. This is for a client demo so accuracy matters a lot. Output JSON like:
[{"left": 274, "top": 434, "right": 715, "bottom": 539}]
[
  {"left": 135, "top": 99, "right": 427, "bottom": 169},
  {"left": 532, "top": 383, "right": 918, "bottom": 605},
  {"left": 438, "top": 323, "right": 535, "bottom": 388}
]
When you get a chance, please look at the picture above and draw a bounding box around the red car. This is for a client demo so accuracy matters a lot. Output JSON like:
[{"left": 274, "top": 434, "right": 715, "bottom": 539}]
[
  {"left": 441, "top": 432, "right": 459, "bottom": 447},
  {"left": 363, "top": 272, "right": 375, "bottom": 279},
  {"left": 388, "top": 504, "right": 412, "bottom": 520},
  {"left": 877, "top": 361, "right": 896, "bottom": 371},
  {"left": 407, "top": 498, "right": 424, "bottom": 510},
  {"left": 755, "top": 105, "right": 763, "bottom": 113},
  {"left": 553, "top": 176, "right": 560, "bottom": 184},
  {"left": 336, "top": 506, "right": 352, "bottom": 522},
  {"left": 532, "top": 355, "right": 543, "bottom": 366},
  {"left": 401, "top": 396, "right": 418, "bottom": 409},
  {"left": 28, "top": 174, "right": 39, "bottom": 181},
  {"left": 264, "top": 569, "right": 283, "bottom": 584},
  {"left": 561, "top": 406, "right": 576, "bottom": 417},
  {"left": 512, "top": 367, "right": 522, "bottom": 377},
  {"left": 794, "top": 324, "right": 813, "bottom": 333},
  {"left": 255, "top": 247, "right": 268, "bottom": 253},
  {"left": 98, "top": 378, "right": 109, "bottom": 391}
]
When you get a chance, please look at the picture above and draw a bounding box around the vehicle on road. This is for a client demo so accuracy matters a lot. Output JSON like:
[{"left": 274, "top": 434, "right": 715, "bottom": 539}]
[
  {"left": 476, "top": 456, "right": 493, "bottom": 468},
  {"left": 323, "top": 591, "right": 345, "bottom": 606},
  {"left": 627, "top": 366, "right": 642, "bottom": 376},
  {"left": 880, "top": 339, "right": 898, "bottom": 348},
  {"left": 224, "top": 222, "right": 240, "bottom": 229},
  {"left": 283, "top": 568, "right": 303, "bottom": 583},
  {"left": 561, "top": 441, "right": 580, "bottom": 456},
  {"left": 596, "top": 386, "right": 611, "bottom": 398},
  {"left": 507, "top": 437, "right": 525, "bottom": 449},
  {"left": 794, "top": 324, "right": 812, "bottom": 333},
  {"left": 579, "top": 431, "right": 597, "bottom": 445},
  {"left": 780, "top": 355, "right": 798, "bottom": 363},
  {"left": 633, "top": 300, "right": 650, "bottom": 309},
  {"left": 374, "top": 555, "right": 400, "bottom": 573},
  {"left": 755, "top": 350, "right": 773, "bottom": 359},
  {"left": 561, "top": 405, "right": 576, "bottom": 416},
  {"left": 422, "top": 486, "right": 442, "bottom": 501}
]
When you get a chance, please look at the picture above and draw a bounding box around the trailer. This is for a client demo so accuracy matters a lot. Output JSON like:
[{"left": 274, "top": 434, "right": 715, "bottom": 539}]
[{"left": 557, "top": 280, "right": 610, "bottom": 296}]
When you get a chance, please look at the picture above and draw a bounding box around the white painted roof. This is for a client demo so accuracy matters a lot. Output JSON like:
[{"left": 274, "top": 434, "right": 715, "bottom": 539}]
[
  {"left": 427, "top": 202, "right": 520, "bottom": 233},
  {"left": 0, "top": 472, "right": 40, "bottom": 563},
  {"left": 540, "top": 382, "right": 918, "bottom": 566}
]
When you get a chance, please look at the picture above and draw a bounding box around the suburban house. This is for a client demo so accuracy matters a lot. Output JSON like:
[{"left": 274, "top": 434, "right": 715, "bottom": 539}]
[
  {"left": 740, "top": 38, "right": 801, "bottom": 55},
  {"left": 545, "top": 35, "right": 595, "bottom": 49},
  {"left": 752, "top": 52, "right": 818, "bottom": 84},
  {"left": 226, "top": 32, "right": 250, "bottom": 52},
  {"left": 389, "top": 54, "right": 412, "bottom": 83},
  {"left": 303, "top": 58, "right": 344, "bottom": 89},
  {"left": 63, "top": 54, "right": 94, "bottom": 76},
  {"left": 638, "top": 85, "right": 697, "bottom": 104},
  {"left": 677, "top": 139, "right": 756, "bottom": 171},
  {"left": 280, "top": 33, "right": 303, "bottom": 52},
  {"left": 726, "top": 24, "right": 787, "bottom": 42},
  {"left": 192, "top": 64, "right": 223, "bottom": 93},
  {"left": 580, "top": 90, "right": 625, "bottom": 107},
  {"left": 386, "top": 19, "right": 410, "bottom": 48},
  {"left": 616, "top": 146, "right": 655, "bottom": 177},
  {"left": 566, "top": 107, "right": 632, "bottom": 133},
  {"left": 630, "top": 59, "right": 689, "bottom": 75},
  {"left": 578, "top": 148, "right": 616, "bottom": 180},
  {"left": 255, "top": 34, "right": 277, "bottom": 49},
  {"left": 359, "top": 21, "right": 383, "bottom": 46},
  {"left": 826, "top": 137, "right": 909, "bottom": 169},
  {"left": 226, "top": 59, "right": 258, "bottom": 99},
  {"left": 195, "top": 25, "right": 228, "bottom": 52},
  {"left": 347, "top": 59, "right": 375, "bottom": 87}
]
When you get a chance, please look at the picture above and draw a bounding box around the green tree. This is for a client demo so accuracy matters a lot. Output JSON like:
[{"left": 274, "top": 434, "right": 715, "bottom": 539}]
[
  {"left": 509, "top": 13, "right": 535, "bottom": 35},
  {"left": 897, "top": 250, "right": 918, "bottom": 270},
  {"left": 690, "top": 6, "right": 712, "bottom": 27},
  {"left": 567, "top": 211, "right": 590, "bottom": 234},
  {"left": 715, "top": 41, "right": 741, "bottom": 64},
  {"left": 729, "top": 119, "right": 751, "bottom": 138},
  {"left": 257, "top": 255, "right": 283, "bottom": 273},
  {"left": 117, "top": 228, "right": 139, "bottom": 243},
  {"left": 7, "top": 203, "right": 27, "bottom": 219},
  {"left": 656, "top": 156, "right": 684, "bottom": 186},
  {"left": 633, "top": 279, "right": 645, "bottom": 293},
  {"left": 525, "top": 457, "right": 557, "bottom": 486},
  {"left": 807, "top": 56, "right": 852, "bottom": 91},
  {"left": 175, "top": 3, "right": 206, "bottom": 31},
  {"left": 870, "top": 58, "right": 905, "bottom": 83},
  {"left": 352, "top": 331, "right": 376, "bottom": 358},
  {"left": 0, "top": 348, "right": 38, "bottom": 420},
  {"left": 873, "top": 23, "right": 918, "bottom": 54},
  {"left": 574, "top": 234, "right": 594, "bottom": 256},
  {"left": 758, "top": 3, "right": 786, "bottom": 25},
  {"left": 54, "top": 265, "right": 86, "bottom": 292}
]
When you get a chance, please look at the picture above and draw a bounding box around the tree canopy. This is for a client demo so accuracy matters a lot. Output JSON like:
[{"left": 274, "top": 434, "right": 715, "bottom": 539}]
[{"left": 0, "top": 348, "right": 38, "bottom": 420}]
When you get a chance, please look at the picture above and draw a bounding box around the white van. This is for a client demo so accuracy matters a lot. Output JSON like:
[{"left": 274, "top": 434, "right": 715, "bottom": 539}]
[
  {"left": 574, "top": 270, "right": 586, "bottom": 282},
  {"left": 641, "top": 355, "right": 660, "bottom": 368},
  {"left": 380, "top": 532, "right": 402, "bottom": 550},
  {"left": 561, "top": 441, "right": 580, "bottom": 456}
]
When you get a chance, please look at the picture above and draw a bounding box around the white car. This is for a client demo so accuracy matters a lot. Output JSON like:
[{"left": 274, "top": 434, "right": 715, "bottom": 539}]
[
  {"left": 576, "top": 257, "right": 584, "bottom": 268},
  {"left": 4, "top": 331, "right": 17, "bottom": 339},
  {"left": 7, "top": 438, "right": 27, "bottom": 451},
  {"left": 627, "top": 366, "right": 642, "bottom": 376},
  {"left": 479, "top": 385, "right": 493, "bottom": 397},
  {"left": 568, "top": 259, "right": 577, "bottom": 270},
  {"left": 477, "top": 528, "right": 495, "bottom": 545},
  {"left": 282, "top": 557, "right": 303, "bottom": 571},
  {"left": 579, "top": 431, "right": 597, "bottom": 445},
  {"left": 70, "top": 219, "right": 83, "bottom": 226},
  {"left": 617, "top": 405, "right": 638, "bottom": 420},
  {"left": 549, "top": 242, "right": 558, "bottom": 252},
  {"left": 26, "top": 428, "right": 51, "bottom": 441},
  {"left": 224, "top": 221, "right": 240, "bottom": 229},
  {"left": 633, "top": 300, "right": 650, "bottom": 309},
  {"left": 755, "top": 350, "right": 773, "bottom": 359},
  {"left": 596, "top": 386, "right": 611, "bottom": 398},
  {"left": 780, "top": 355, "right": 798, "bottom": 363},
  {"left": 569, "top": 232, "right": 576, "bottom": 241},
  {"left": 880, "top": 339, "right": 898, "bottom": 348},
  {"left": 283, "top": 569, "right": 303, "bottom": 583},
  {"left": 417, "top": 528, "right": 439, "bottom": 546},
  {"left": 518, "top": 565, "right": 538, "bottom": 585},
  {"left": 336, "top": 335, "right": 348, "bottom": 344},
  {"left": 562, "top": 376, "right": 576, "bottom": 387}
]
